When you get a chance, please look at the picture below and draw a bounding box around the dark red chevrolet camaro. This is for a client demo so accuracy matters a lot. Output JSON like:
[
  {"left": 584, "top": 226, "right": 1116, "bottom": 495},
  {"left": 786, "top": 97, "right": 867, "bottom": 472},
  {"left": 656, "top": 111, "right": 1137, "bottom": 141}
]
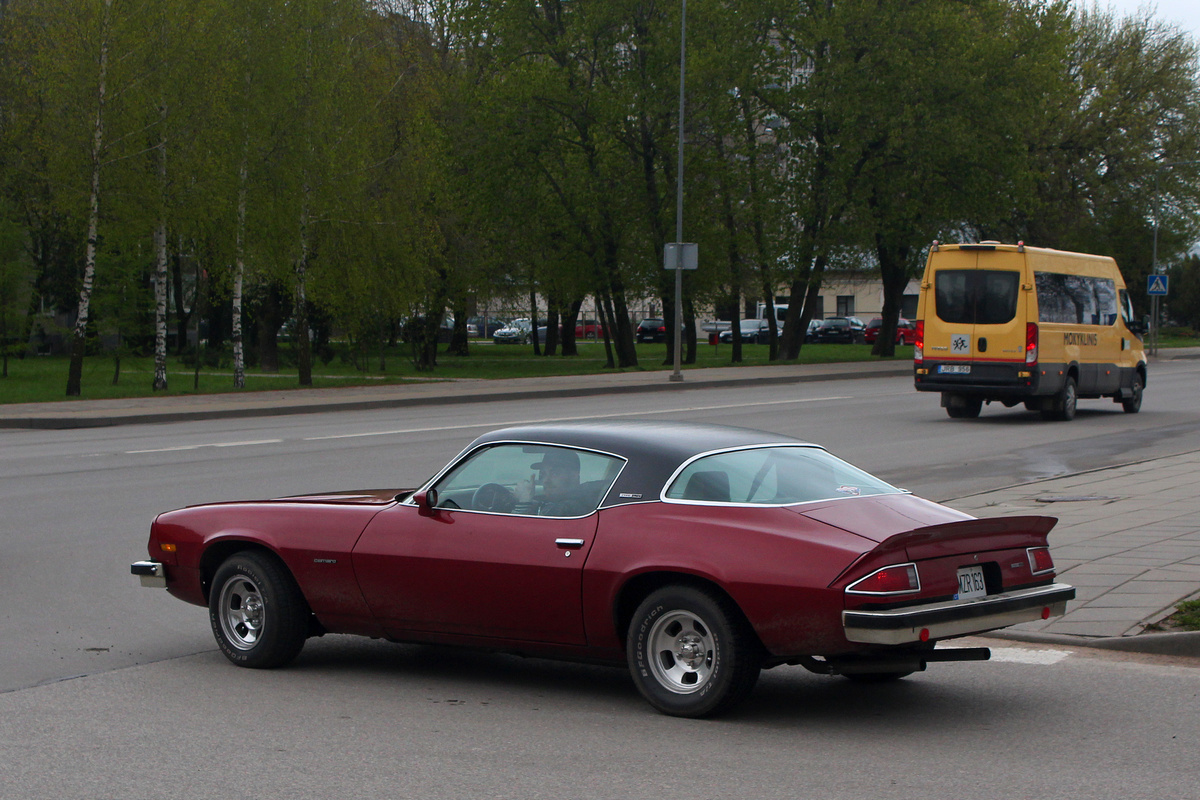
[{"left": 133, "top": 421, "right": 1074, "bottom": 717}]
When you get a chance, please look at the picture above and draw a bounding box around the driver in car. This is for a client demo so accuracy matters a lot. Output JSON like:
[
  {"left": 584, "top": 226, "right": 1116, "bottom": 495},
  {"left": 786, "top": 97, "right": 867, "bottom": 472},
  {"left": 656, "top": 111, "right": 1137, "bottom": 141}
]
[{"left": 513, "top": 449, "right": 592, "bottom": 517}]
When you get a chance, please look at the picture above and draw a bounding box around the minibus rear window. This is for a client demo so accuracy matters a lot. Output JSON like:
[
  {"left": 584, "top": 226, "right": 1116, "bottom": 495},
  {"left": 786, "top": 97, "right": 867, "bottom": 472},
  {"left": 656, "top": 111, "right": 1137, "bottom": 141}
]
[{"left": 935, "top": 270, "right": 1019, "bottom": 325}]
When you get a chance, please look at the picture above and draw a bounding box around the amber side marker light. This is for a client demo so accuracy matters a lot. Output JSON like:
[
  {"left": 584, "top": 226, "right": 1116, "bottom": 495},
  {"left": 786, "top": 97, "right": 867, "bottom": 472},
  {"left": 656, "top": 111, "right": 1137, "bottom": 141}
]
[{"left": 160, "top": 543, "right": 177, "bottom": 553}]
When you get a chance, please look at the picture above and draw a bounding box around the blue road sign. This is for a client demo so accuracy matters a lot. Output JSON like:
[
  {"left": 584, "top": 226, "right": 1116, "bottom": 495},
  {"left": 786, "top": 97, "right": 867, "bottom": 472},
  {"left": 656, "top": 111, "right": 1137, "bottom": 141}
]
[{"left": 1147, "top": 274, "right": 1169, "bottom": 296}]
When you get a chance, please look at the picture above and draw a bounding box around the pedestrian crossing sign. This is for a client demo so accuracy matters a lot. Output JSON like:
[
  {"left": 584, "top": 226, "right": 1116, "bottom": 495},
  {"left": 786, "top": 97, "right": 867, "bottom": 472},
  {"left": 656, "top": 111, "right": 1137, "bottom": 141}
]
[{"left": 1147, "top": 275, "right": 1169, "bottom": 296}]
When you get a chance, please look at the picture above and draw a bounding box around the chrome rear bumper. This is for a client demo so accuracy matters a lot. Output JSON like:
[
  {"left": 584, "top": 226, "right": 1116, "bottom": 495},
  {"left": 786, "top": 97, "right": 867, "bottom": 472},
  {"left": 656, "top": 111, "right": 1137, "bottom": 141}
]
[{"left": 843, "top": 583, "right": 1075, "bottom": 645}]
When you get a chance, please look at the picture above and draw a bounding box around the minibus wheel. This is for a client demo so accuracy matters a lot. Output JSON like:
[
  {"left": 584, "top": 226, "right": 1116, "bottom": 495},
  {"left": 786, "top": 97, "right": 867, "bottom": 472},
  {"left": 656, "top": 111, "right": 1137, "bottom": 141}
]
[
  {"left": 944, "top": 394, "right": 982, "bottom": 419},
  {"left": 1042, "top": 376, "right": 1077, "bottom": 421},
  {"left": 1121, "top": 374, "right": 1143, "bottom": 414}
]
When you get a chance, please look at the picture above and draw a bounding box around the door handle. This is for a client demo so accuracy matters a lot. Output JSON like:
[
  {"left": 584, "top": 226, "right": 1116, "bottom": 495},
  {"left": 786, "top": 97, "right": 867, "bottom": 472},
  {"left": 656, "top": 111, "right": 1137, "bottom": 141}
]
[{"left": 555, "top": 538, "right": 585, "bottom": 549}]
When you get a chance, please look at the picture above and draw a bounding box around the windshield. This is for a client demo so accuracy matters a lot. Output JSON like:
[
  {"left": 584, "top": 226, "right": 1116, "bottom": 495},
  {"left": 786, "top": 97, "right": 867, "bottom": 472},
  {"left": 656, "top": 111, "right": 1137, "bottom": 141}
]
[{"left": 664, "top": 446, "right": 902, "bottom": 505}]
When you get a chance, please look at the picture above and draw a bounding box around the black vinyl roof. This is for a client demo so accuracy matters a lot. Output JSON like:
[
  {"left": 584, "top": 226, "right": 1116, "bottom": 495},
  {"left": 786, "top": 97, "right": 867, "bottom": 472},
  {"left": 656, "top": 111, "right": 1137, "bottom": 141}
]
[{"left": 468, "top": 421, "right": 816, "bottom": 507}]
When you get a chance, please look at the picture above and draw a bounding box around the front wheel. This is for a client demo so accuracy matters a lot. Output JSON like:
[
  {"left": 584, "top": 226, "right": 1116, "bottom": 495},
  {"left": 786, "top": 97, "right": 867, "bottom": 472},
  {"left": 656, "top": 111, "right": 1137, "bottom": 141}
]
[
  {"left": 627, "top": 586, "right": 761, "bottom": 717},
  {"left": 210, "top": 551, "right": 309, "bottom": 669}
]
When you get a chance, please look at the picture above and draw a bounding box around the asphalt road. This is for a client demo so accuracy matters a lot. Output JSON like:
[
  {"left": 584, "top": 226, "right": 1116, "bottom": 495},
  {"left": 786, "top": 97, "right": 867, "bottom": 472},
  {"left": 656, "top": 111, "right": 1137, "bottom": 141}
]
[{"left": 2, "top": 362, "right": 1199, "bottom": 798}]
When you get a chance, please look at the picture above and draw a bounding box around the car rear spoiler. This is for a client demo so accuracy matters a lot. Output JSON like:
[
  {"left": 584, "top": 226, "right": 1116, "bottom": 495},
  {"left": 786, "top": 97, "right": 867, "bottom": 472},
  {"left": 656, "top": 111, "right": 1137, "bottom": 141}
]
[{"left": 881, "top": 515, "right": 1057, "bottom": 560}]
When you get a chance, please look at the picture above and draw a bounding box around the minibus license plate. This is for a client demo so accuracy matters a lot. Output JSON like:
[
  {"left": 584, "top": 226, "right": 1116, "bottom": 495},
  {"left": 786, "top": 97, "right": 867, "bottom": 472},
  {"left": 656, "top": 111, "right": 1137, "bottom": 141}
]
[
  {"left": 938, "top": 365, "right": 971, "bottom": 375},
  {"left": 956, "top": 566, "right": 987, "bottom": 600}
]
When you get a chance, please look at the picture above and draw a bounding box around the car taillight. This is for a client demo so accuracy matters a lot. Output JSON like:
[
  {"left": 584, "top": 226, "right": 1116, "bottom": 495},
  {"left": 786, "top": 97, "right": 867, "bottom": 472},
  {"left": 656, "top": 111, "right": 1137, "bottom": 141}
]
[
  {"left": 913, "top": 320, "right": 924, "bottom": 362},
  {"left": 846, "top": 563, "right": 921, "bottom": 595},
  {"left": 1027, "top": 546, "right": 1054, "bottom": 575},
  {"left": 1026, "top": 322, "right": 1038, "bottom": 364}
]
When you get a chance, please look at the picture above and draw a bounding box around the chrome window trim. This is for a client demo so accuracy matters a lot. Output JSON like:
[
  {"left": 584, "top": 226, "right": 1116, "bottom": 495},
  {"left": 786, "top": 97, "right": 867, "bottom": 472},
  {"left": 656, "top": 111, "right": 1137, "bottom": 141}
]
[
  {"left": 658, "top": 443, "right": 907, "bottom": 508},
  {"left": 402, "top": 439, "right": 628, "bottom": 520}
]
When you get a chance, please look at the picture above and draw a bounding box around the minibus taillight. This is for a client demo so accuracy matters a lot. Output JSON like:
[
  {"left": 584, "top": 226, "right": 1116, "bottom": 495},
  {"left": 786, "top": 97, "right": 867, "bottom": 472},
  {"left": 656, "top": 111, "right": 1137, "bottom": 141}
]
[
  {"left": 914, "top": 320, "right": 924, "bottom": 362},
  {"left": 1025, "top": 323, "right": 1038, "bottom": 364}
]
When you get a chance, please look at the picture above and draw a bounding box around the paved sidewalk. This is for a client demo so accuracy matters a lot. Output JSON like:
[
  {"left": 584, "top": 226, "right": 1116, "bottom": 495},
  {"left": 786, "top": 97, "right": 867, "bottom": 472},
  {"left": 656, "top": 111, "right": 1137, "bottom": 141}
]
[
  {"left": 948, "top": 453, "right": 1200, "bottom": 655},
  {"left": 3, "top": 349, "right": 1198, "bottom": 656}
]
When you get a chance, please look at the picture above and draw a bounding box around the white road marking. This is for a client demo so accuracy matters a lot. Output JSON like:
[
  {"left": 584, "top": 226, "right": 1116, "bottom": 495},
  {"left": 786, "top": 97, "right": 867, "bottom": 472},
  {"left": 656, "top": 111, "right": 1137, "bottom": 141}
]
[
  {"left": 301, "top": 396, "right": 854, "bottom": 441},
  {"left": 126, "top": 439, "right": 282, "bottom": 454},
  {"left": 940, "top": 645, "right": 1071, "bottom": 665},
  {"left": 119, "top": 395, "right": 855, "bottom": 454},
  {"left": 987, "top": 647, "right": 1071, "bottom": 665}
]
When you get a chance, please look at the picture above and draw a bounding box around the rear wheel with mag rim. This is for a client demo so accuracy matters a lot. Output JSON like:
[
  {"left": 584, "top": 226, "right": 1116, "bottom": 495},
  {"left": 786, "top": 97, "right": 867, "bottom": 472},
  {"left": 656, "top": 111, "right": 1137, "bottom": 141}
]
[{"left": 627, "top": 585, "right": 761, "bottom": 718}]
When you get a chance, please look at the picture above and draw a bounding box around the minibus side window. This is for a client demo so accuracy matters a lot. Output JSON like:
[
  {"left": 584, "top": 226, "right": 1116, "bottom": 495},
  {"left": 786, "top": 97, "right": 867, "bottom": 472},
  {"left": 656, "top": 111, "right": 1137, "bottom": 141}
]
[{"left": 1036, "top": 273, "right": 1119, "bottom": 325}]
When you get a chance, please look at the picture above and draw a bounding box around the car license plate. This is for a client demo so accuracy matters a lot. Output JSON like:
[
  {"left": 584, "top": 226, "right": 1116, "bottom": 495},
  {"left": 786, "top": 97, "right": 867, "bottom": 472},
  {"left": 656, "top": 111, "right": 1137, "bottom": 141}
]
[
  {"left": 938, "top": 364, "right": 971, "bottom": 375},
  {"left": 956, "top": 565, "right": 987, "bottom": 600}
]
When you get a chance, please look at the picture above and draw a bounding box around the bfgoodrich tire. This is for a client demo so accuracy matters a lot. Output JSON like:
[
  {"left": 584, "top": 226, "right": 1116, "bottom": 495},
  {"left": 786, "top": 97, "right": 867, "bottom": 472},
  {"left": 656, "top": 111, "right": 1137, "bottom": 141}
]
[
  {"left": 626, "top": 586, "right": 761, "bottom": 718},
  {"left": 209, "top": 551, "right": 310, "bottom": 669}
]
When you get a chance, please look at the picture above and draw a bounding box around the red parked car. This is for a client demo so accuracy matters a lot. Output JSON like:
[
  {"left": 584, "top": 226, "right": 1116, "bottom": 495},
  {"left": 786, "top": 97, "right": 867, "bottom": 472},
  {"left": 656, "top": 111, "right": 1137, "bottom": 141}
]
[
  {"left": 864, "top": 317, "right": 917, "bottom": 345},
  {"left": 575, "top": 319, "right": 604, "bottom": 339},
  {"left": 133, "top": 421, "right": 1073, "bottom": 717}
]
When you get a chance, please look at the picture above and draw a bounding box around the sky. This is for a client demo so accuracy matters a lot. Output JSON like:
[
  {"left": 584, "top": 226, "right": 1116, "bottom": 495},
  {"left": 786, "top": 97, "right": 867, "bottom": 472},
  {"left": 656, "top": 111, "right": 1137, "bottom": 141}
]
[{"left": 1087, "top": 1, "right": 1200, "bottom": 42}]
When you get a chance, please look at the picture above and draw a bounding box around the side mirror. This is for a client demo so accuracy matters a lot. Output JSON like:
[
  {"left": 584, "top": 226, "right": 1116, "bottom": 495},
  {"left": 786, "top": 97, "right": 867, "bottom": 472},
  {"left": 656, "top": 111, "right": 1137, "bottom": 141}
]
[{"left": 414, "top": 488, "right": 438, "bottom": 516}]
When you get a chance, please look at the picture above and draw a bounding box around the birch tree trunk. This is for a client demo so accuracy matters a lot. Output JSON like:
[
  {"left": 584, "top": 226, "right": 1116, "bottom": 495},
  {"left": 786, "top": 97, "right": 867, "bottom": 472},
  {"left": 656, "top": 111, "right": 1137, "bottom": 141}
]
[
  {"left": 152, "top": 217, "right": 168, "bottom": 389},
  {"left": 295, "top": 197, "right": 312, "bottom": 387},
  {"left": 232, "top": 139, "right": 248, "bottom": 388},
  {"left": 66, "top": 0, "right": 112, "bottom": 397},
  {"left": 152, "top": 116, "right": 169, "bottom": 391}
]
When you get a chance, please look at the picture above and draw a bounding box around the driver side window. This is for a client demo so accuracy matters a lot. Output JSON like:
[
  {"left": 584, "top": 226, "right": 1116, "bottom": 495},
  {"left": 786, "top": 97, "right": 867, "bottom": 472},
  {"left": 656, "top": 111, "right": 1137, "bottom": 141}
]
[{"left": 431, "top": 443, "right": 623, "bottom": 517}]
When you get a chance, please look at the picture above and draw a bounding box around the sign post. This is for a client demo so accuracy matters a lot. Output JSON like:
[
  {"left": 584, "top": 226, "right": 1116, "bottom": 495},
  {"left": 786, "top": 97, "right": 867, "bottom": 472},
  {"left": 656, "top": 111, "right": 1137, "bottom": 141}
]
[{"left": 1147, "top": 274, "right": 1168, "bottom": 357}]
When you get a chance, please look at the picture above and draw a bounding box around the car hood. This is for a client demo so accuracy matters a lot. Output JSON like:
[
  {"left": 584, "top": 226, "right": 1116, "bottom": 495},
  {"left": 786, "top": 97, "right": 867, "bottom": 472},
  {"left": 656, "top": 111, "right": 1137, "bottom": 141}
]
[
  {"left": 785, "top": 493, "right": 976, "bottom": 543},
  {"left": 280, "top": 489, "right": 406, "bottom": 505}
]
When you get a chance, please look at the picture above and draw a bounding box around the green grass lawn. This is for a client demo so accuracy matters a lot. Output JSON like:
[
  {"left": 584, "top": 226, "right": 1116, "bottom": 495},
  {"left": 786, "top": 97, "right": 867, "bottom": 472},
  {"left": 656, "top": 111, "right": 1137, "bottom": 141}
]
[{"left": 0, "top": 340, "right": 913, "bottom": 404}]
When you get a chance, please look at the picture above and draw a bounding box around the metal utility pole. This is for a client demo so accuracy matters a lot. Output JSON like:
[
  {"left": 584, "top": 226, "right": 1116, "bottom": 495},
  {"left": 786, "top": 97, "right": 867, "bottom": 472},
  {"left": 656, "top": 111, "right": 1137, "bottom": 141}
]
[{"left": 669, "top": 0, "right": 688, "bottom": 383}]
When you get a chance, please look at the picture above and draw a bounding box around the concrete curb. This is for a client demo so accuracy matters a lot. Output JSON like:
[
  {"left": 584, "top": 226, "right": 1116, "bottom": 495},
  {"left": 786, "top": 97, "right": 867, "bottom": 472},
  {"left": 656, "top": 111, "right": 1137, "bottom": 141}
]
[
  {"left": 0, "top": 363, "right": 913, "bottom": 430},
  {"left": 982, "top": 628, "right": 1200, "bottom": 658}
]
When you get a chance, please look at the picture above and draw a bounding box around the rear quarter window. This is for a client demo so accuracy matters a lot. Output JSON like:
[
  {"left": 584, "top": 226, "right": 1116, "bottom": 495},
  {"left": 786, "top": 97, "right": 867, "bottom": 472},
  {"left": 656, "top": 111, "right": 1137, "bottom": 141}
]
[{"left": 664, "top": 446, "right": 902, "bottom": 506}]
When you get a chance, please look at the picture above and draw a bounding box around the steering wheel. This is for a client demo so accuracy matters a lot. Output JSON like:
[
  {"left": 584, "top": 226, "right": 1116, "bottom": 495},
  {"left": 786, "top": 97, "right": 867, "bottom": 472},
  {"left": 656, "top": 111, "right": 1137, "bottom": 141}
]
[{"left": 472, "top": 483, "right": 516, "bottom": 513}]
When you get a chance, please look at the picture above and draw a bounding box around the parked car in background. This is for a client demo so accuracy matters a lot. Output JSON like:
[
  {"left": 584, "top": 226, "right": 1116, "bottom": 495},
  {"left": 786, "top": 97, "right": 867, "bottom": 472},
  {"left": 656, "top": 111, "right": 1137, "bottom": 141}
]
[
  {"left": 636, "top": 318, "right": 667, "bottom": 343},
  {"left": 575, "top": 319, "right": 605, "bottom": 339},
  {"left": 719, "top": 318, "right": 771, "bottom": 344},
  {"left": 811, "top": 317, "right": 866, "bottom": 344},
  {"left": 133, "top": 421, "right": 1074, "bottom": 718},
  {"left": 864, "top": 317, "right": 916, "bottom": 345},
  {"left": 492, "top": 318, "right": 532, "bottom": 344},
  {"left": 468, "top": 317, "right": 507, "bottom": 339},
  {"left": 804, "top": 319, "right": 822, "bottom": 342}
]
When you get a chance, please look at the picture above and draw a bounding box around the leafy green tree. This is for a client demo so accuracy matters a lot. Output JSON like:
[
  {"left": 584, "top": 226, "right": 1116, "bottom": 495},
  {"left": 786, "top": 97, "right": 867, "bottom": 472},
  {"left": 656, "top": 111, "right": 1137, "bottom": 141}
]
[{"left": 999, "top": 7, "right": 1200, "bottom": 317}]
